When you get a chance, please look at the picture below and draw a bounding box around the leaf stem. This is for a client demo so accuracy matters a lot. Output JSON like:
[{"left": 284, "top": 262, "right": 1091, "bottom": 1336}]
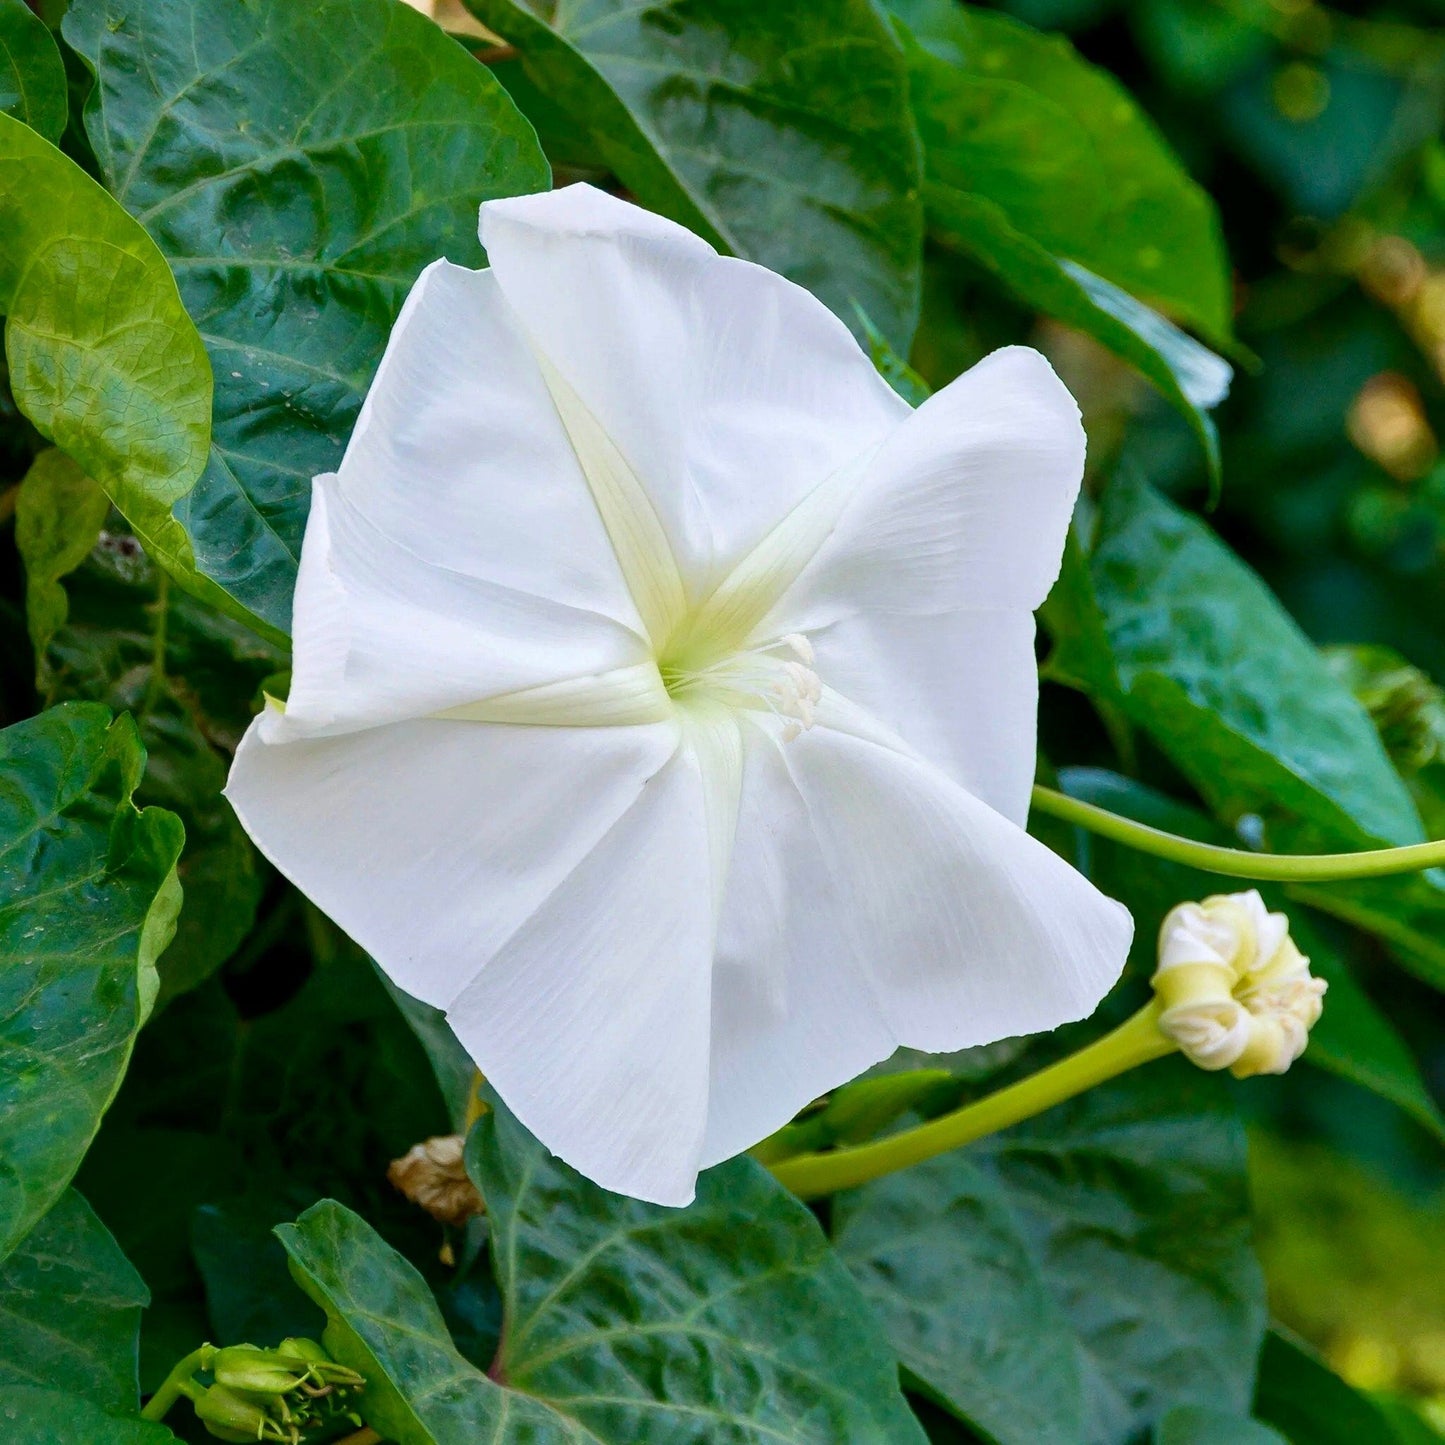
[
  {"left": 1031, "top": 784, "right": 1445, "bottom": 880},
  {"left": 769, "top": 1004, "right": 1175, "bottom": 1198},
  {"left": 140, "top": 1345, "right": 212, "bottom": 1421},
  {"left": 138, "top": 570, "right": 170, "bottom": 725}
]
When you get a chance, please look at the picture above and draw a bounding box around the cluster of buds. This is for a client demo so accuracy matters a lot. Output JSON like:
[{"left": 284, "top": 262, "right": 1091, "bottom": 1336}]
[
  {"left": 188, "top": 1339, "right": 366, "bottom": 1443},
  {"left": 1152, "top": 890, "right": 1327, "bottom": 1078}
]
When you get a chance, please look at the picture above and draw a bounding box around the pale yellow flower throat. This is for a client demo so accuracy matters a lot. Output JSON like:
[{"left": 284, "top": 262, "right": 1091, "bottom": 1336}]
[{"left": 659, "top": 631, "right": 821, "bottom": 739}]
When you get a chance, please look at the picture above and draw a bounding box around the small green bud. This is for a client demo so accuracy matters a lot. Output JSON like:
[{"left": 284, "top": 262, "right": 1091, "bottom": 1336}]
[
  {"left": 274, "top": 1336, "right": 366, "bottom": 1389},
  {"left": 193, "top": 1382, "right": 293, "bottom": 1442},
  {"left": 211, "top": 1344, "right": 308, "bottom": 1395},
  {"left": 275, "top": 1337, "right": 326, "bottom": 1364}
]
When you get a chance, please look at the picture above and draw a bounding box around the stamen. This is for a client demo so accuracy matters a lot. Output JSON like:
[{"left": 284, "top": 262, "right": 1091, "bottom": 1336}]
[{"left": 663, "top": 632, "right": 822, "bottom": 739}]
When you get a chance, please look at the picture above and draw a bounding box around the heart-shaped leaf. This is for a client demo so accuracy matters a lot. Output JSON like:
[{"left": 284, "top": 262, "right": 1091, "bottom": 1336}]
[{"left": 277, "top": 1097, "right": 926, "bottom": 1443}]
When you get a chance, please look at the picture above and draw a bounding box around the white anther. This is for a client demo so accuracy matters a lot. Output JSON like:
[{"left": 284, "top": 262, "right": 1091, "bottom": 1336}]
[{"left": 781, "top": 632, "right": 815, "bottom": 665}]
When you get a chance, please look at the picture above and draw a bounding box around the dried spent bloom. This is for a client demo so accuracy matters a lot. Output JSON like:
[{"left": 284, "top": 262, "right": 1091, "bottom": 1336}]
[
  {"left": 1153, "top": 890, "right": 1327, "bottom": 1077},
  {"left": 387, "top": 1133, "right": 483, "bottom": 1226},
  {"left": 226, "top": 183, "right": 1133, "bottom": 1205}
]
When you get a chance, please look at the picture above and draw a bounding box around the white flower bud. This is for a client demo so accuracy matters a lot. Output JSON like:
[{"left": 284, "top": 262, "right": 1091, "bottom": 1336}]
[{"left": 1153, "top": 890, "right": 1326, "bottom": 1079}]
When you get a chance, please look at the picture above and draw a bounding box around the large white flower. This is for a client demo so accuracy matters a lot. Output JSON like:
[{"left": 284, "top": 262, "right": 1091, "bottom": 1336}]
[{"left": 226, "top": 184, "right": 1132, "bottom": 1206}]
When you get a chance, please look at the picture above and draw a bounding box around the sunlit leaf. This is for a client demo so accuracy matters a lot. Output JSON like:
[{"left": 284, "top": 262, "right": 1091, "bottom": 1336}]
[{"left": 0, "top": 114, "right": 224, "bottom": 627}]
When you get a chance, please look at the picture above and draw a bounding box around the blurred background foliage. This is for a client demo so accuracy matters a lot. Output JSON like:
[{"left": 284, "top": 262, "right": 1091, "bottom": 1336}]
[{"left": 930, "top": 0, "right": 1445, "bottom": 1419}]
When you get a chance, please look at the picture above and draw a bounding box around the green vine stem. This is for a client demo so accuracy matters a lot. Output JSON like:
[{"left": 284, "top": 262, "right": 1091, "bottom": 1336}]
[
  {"left": 1031, "top": 784, "right": 1445, "bottom": 881},
  {"left": 769, "top": 1003, "right": 1176, "bottom": 1199},
  {"left": 139, "top": 1344, "right": 212, "bottom": 1421}
]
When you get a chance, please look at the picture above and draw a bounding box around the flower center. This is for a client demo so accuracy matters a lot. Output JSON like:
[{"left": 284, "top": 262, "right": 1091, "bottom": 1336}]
[{"left": 659, "top": 632, "right": 821, "bottom": 739}]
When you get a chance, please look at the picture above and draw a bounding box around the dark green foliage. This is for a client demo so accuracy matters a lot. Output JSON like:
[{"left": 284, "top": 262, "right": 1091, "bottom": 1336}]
[
  {"left": 836, "top": 1063, "right": 1266, "bottom": 1445},
  {"left": 0, "top": 0, "right": 65, "bottom": 141},
  {"left": 0, "top": 704, "right": 182, "bottom": 1260},
  {"left": 468, "top": 0, "right": 925, "bottom": 356},
  {"left": 0, "top": 1189, "right": 149, "bottom": 1411}
]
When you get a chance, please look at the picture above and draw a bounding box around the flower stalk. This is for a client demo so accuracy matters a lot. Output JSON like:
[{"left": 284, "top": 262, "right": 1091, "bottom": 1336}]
[
  {"left": 1031, "top": 784, "right": 1445, "bottom": 881},
  {"left": 770, "top": 889, "right": 1327, "bottom": 1200},
  {"left": 769, "top": 1003, "right": 1176, "bottom": 1198},
  {"left": 140, "top": 1345, "right": 214, "bottom": 1421}
]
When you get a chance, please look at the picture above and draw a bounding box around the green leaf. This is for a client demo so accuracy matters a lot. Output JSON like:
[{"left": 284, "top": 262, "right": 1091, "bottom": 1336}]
[
  {"left": 886, "top": 0, "right": 1232, "bottom": 343},
  {"left": 0, "top": 1190, "right": 148, "bottom": 1412},
  {"left": 192, "top": 1196, "right": 326, "bottom": 1350},
  {"left": 886, "top": 9, "right": 1230, "bottom": 475},
  {"left": 16, "top": 457, "right": 277, "bottom": 1001},
  {"left": 1253, "top": 1330, "right": 1409, "bottom": 1445},
  {"left": 834, "top": 1062, "right": 1267, "bottom": 1445},
  {"left": 1155, "top": 1406, "right": 1288, "bottom": 1445},
  {"left": 0, "top": 113, "right": 224, "bottom": 629},
  {"left": 1092, "top": 473, "right": 1421, "bottom": 847},
  {"left": 374, "top": 970, "right": 476, "bottom": 1132},
  {"left": 277, "top": 1097, "right": 927, "bottom": 1443},
  {"left": 12, "top": 449, "right": 110, "bottom": 678},
  {"left": 0, "top": 0, "right": 65, "bottom": 141},
  {"left": 0, "top": 1386, "right": 177, "bottom": 1442},
  {"left": 466, "top": 0, "right": 925, "bottom": 356},
  {"left": 0, "top": 703, "right": 184, "bottom": 1260},
  {"left": 1089, "top": 471, "right": 1445, "bottom": 989},
  {"left": 1056, "top": 768, "right": 1445, "bottom": 1142},
  {"left": 65, "top": 0, "right": 551, "bottom": 637}
]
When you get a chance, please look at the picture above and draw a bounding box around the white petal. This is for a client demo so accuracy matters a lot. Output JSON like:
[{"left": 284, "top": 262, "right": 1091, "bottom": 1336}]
[
  {"left": 478, "top": 184, "right": 909, "bottom": 597},
  {"left": 702, "top": 726, "right": 896, "bottom": 1167},
  {"left": 784, "top": 726, "right": 1130, "bottom": 1053},
  {"left": 280, "top": 475, "right": 660, "bottom": 739},
  {"left": 225, "top": 717, "right": 679, "bottom": 1012},
  {"left": 806, "top": 608, "right": 1040, "bottom": 827},
  {"left": 763, "top": 346, "right": 1086, "bottom": 628},
  {"left": 333, "top": 257, "right": 644, "bottom": 637},
  {"left": 445, "top": 744, "right": 716, "bottom": 1207}
]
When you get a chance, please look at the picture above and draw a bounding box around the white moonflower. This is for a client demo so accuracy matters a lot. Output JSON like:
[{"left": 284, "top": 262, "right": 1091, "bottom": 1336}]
[{"left": 226, "top": 184, "right": 1132, "bottom": 1206}]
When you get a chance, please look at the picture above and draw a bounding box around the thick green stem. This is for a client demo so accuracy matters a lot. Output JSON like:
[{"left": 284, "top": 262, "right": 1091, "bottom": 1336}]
[
  {"left": 140, "top": 1345, "right": 212, "bottom": 1421},
  {"left": 769, "top": 1004, "right": 1176, "bottom": 1199},
  {"left": 1032, "top": 784, "right": 1445, "bottom": 881}
]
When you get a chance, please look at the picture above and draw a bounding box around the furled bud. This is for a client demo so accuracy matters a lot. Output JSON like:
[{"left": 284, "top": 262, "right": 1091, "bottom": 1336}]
[
  {"left": 272, "top": 1337, "right": 365, "bottom": 1389},
  {"left": 1153, "top": 890, "right": 1327, "bottom": 1078},
  {"left": 211, "top": 1344, "right": 308, "bottom": 1395},
  {"left": 388, "top": 1133, "right": 484, "bottom": 1225},
  {"left": 192, "top": 1382, "right": 293, "bottom": 1443}
]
